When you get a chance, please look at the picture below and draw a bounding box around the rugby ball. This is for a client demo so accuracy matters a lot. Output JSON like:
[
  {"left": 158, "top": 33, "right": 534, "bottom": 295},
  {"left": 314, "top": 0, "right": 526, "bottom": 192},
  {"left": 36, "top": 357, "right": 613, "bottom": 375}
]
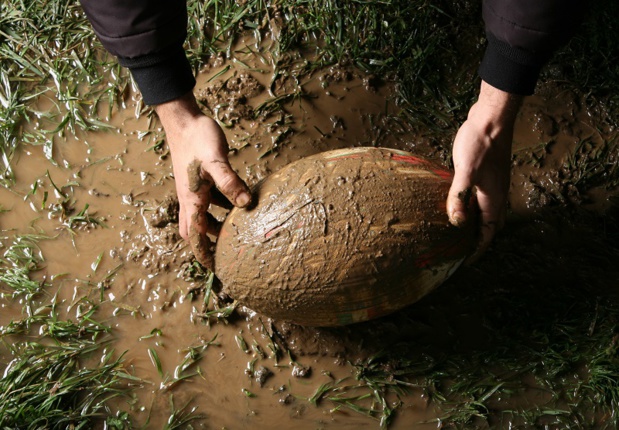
[{"left": 215, "top": 147, "right": 475, "bottom": 326}]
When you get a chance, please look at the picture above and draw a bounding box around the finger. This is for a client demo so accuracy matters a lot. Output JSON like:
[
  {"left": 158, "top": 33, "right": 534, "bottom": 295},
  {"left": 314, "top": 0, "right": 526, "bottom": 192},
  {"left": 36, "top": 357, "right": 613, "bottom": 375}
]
[
  {"left": 187, "top": 158, "right": 214, "bottom": 194},
  {"left": 208, "top": 159, "right": 252, "bottom": 208},
  {"left": 466, "top": 191, "right": 501, "bottom": 264},
  {"left": 178, "top": 200, "right": 189, "bottom": 241},
  {"left": 189, "top": 229, "right": 214, "bottom": 269},
  {"left": 446, "top": 171, "right": 474, "bottom": 228},
  {"left": 188, "top": 205, "right": 215, "bottom": 268}
]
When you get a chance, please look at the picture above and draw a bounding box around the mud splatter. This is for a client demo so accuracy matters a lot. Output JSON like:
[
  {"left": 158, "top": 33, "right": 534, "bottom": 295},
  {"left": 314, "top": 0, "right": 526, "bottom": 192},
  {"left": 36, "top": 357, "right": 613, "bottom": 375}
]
[
  {"left": 147, "top": 194, "right": 179, "bottom": 228},
  {"left": 187, "top": 158, "right": 212, "bottom": 193}
]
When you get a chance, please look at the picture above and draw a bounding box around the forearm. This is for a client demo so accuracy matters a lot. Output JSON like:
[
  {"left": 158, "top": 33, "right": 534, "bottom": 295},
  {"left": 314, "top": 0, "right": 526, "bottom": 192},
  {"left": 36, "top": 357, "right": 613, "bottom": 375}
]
[
  {"left": 80, "top": 0, "right": 195, "bottom": 105},
  {"left": 480, "top": 0, "right": 586, "bottom": 95}
]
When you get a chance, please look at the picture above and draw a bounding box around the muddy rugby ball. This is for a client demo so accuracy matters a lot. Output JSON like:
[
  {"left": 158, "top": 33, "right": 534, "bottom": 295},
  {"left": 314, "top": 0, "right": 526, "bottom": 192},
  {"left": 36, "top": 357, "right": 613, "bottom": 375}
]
[{"left": 215, "top": 147, "right": 475, "bottom": 326}]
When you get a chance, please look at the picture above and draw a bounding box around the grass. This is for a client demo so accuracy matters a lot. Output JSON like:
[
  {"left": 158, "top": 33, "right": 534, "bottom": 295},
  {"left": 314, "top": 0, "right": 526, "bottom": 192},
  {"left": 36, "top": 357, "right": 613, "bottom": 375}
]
[
  {"left": 1, "top": 0, "right": 619, "bottom": 428},
  {"left": 184, "top": 0, "right": 484, "bottom": 143},
  {"left": 0, "top": 340, "right": 132, "bottom": 429},
  {"left": 563, "top": 137, "right": 619, "bottom": 191},
  {"left": 0, "top": 0, "right": 478, "bottom": 186},
  {"left": 0, "top": 234, "right": 48, "bottom": 302},
  {"left": 0, "top": 0, "right": 127, "bottom": 187},
  {"left": 514, "top": 133, "right": 619, "bottom": 208},
  {"left": 163, "top": 395, "right": 206, "bottom": 429},
  {"left": 0, "top": 234, "right": 137, "bottom": 428},
  {"left": 547, "top": 0, "right": 619, "bottom": 121},
  {"left": 3, "top": 0, "right": 617, "bottom": 181}
]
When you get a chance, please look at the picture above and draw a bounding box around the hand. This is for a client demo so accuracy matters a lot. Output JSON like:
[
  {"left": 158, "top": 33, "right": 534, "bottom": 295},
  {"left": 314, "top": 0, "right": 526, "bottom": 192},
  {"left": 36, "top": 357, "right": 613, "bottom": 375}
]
[
  {"left": 447, "top": 80, "right": 523, "bottom": 260},
  {"left": 155, "top": 91, "right": 251, "bottom": 268}
]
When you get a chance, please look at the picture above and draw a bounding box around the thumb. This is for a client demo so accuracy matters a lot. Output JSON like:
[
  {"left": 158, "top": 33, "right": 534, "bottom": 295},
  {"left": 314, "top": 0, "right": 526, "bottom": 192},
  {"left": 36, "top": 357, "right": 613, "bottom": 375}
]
[{"left": 208, "top": 159, "right": 252, "bottom": 208}]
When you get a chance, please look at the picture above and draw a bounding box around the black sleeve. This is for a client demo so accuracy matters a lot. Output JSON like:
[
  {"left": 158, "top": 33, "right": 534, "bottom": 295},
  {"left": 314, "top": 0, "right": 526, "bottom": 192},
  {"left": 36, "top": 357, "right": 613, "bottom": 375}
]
[
  {"left": 80, "top": 0, "right": 195, "bottom": 105},
  {"left": 479, "top": 0, "right": 586, "bottom": 95}
]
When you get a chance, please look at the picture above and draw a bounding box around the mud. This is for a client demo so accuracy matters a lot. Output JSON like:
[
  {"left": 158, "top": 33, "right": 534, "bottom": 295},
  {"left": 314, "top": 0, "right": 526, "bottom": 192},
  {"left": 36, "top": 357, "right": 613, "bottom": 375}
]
[
  {"left": 510, "top": 83, "right": 618, "bottom": 214},
  {"left": 1, "top": 40, "right": 618, "bottom": 429},
  {"left": 187, "top": 158, "right": 211, "bottom": 193}
]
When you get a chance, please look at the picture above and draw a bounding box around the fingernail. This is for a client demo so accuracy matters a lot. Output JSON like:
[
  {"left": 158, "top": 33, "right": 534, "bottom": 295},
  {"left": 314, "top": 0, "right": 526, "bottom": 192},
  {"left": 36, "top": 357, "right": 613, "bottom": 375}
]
[
  {"left": 450, "top": 211, "right": 466, "bottom": 227},
  {"left": 236, "top": 191, "right": 251, "bottom": 207}
]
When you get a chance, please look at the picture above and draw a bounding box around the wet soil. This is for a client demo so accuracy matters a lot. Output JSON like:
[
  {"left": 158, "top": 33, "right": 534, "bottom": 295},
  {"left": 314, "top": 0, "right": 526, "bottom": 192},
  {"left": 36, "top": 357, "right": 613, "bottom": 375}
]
[{"left": 1, "top": 47, "right": 619, "bottom": 428}]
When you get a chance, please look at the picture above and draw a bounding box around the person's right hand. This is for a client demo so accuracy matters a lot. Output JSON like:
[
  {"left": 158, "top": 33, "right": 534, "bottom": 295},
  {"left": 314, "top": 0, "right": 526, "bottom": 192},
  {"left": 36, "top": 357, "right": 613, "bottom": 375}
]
[
  {"left": 155, "top": 91, "right": 251, "bottom": 269},
  {"left": 446, "top": 80, "right": 523, "bottom": 261}
]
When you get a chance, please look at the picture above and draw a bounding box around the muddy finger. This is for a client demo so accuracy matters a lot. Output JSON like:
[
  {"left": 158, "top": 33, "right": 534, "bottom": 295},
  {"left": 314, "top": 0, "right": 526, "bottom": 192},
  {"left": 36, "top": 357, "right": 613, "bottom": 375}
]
[
  {"left": 189, "top": 207, "right": 215, "bottom": 268},
  {"left": 209, "top": 160, "right": 252, "bottom": 208},
  {"left": 447, "top": 185, "right": 474, "bottom": 228},
  {"left": 187, "top": 158, "right": 215, "bottom": 194},
  {"left": 464, "top": 219, "right": 497, "bottom": 265},
  {"left": 189, "top": 225, "right": 214, "bottom": 268}
]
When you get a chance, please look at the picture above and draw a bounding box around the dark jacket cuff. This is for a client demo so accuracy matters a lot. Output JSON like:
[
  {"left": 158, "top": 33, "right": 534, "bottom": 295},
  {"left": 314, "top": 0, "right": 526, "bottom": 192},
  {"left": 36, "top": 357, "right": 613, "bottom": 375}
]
[
  {"left": 119, "top": 45, "right": 196, "bottom": 105},
  {"left": 478, "top": 32, "right": 551, "bottom": 96}
]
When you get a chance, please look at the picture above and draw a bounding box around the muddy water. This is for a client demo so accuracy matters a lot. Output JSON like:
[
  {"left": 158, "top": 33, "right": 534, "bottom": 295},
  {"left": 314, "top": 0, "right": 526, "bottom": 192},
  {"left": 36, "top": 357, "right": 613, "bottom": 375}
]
[
  {"left": 510, "top": 84, "right": 618, "bottom": 214},
  {"left": 1, "top": 50, "right": 618, "bottom": 428}
]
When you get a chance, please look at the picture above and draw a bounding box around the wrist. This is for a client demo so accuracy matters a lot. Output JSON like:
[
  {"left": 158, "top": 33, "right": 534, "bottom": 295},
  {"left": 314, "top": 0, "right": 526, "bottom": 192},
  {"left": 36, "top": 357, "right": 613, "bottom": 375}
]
[
  {"left": 155, "top": 91, "right": 204, "bottom": 138},
  {"left": 155, "top": 91, "right": 217, "bottom": 153},
  {"left": 471, "top": 80, "right": 523, "bottom": 126}
]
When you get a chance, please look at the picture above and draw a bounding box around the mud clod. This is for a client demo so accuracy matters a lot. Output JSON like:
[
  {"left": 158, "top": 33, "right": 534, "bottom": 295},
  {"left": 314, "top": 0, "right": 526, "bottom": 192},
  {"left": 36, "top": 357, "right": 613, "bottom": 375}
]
[
  {"left": 148, "top": 195, "right": 179, "bottom": 228},
  {"left": 254, "top": 366, "right": 273, "bottom": 387},
  {"left": 291, "top": 363, "right": 311, "bottom": 378},
  {"left": 187, "top": 159, "right": 212, "bottom": 193}
]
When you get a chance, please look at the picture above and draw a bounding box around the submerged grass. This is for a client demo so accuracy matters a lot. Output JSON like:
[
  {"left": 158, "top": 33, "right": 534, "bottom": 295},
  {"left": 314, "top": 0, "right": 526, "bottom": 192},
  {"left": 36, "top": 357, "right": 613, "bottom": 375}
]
[
  {"left": 0, "top": 234, "right": 48, "bottom": 302},
  {"left": 0, "top": 0, "right": 129, "bottom": 187},
  {"left": 0, "top": 340, "right": 132, "bottom": 429}
]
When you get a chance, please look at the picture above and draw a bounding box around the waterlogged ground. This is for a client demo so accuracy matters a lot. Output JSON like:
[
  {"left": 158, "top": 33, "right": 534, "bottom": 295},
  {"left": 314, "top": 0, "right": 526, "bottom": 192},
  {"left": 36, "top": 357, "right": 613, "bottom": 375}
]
[{"left": 2, "top": 37, "right": 619, "bottom": 430}]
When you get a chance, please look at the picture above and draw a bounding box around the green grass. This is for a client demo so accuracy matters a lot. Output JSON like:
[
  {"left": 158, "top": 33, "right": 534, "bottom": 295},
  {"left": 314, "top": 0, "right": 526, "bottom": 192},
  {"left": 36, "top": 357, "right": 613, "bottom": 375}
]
[
  {"left": 0, "top": 234, "right": 137, "bottom": 428},
  {"left": 0, "top": 234, "right": 48, "bottom": 302},
  {"left": 3, "top": 0, "right": 617, "bottom": 183},
  {"left": 0, "top": 339, "right": 132, "bottom": 429},
  {"left": 0, "top": 0, "right": 126, "bottom": 187}
]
